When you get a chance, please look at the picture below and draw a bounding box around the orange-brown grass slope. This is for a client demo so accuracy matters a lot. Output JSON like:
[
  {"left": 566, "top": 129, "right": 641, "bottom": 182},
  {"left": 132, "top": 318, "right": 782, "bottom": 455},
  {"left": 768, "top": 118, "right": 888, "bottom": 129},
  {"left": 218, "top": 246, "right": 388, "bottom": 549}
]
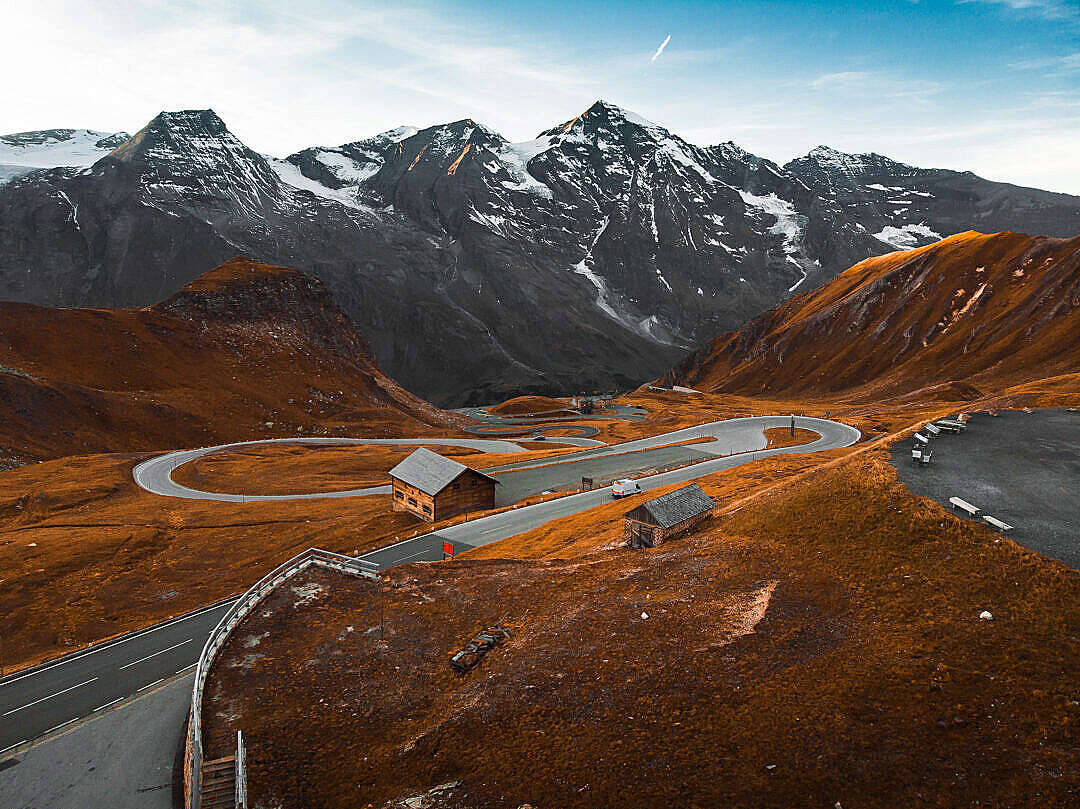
[
  {"left": 489, "top": 395, "right": 569, "bottom": 415},
  {"left": 0, "top": 451, "right": 457, "bottom": 671},
  {"left": 764, "top": 425, "right": 818, "bottom": 449},
  {"left": 0, "top": 439, "right": 586, "bottom": 671},
  {"left": 0, "top": 258, "right": 461, "bottom": 465},
  {"left": 465, "top": 447, "right": 844, "bottom": 560},
  {"left": 203, "top": 450, "right": 1080, "bottom": 809},
  {"left": 170, "top": 442, "right": 581, "bottom": 496},
  {"left": 665, "top": 231, "right": 1080, "bottom": 401}
]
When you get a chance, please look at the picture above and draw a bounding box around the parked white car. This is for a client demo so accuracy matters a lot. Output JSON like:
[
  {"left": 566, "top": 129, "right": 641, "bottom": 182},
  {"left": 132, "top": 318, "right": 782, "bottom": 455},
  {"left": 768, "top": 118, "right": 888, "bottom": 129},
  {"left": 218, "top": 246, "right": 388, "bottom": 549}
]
[{"left": 611, "top": 478, "right": 642, "bottom": 498}]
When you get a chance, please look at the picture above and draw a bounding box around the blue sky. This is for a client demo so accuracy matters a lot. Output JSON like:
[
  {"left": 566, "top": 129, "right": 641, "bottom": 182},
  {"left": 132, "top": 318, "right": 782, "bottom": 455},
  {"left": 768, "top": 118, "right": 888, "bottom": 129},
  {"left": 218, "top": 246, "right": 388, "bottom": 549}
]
[{"left": 5, "top": 0, "right": 1080, "bottom": 192}]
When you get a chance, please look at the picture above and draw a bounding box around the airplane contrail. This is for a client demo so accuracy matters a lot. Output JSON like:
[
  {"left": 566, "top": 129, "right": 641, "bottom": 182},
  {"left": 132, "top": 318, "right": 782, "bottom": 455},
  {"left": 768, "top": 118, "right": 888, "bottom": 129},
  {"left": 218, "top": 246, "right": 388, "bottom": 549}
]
[{"left": 650, "top": 34, "right": 671, "bottom": 63}]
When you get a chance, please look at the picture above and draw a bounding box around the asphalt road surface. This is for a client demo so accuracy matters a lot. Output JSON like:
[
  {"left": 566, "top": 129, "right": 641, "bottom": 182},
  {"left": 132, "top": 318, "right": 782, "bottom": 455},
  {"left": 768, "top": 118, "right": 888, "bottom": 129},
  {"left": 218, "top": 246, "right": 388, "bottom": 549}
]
[
  {"left": 0, "top": 674, "right": 192, "bottom": 809},
  {"left": 133, "top": 436, "right": 531, "bottom": 502},
  {"left": 1, "top": 415, "right": 857, "bottom": 779},
  {"left": 0, "top": 600, "right": 233, "bottom": 760},
  {"left": 890, "top": 408, "right": 1080, "bottom": 570}
]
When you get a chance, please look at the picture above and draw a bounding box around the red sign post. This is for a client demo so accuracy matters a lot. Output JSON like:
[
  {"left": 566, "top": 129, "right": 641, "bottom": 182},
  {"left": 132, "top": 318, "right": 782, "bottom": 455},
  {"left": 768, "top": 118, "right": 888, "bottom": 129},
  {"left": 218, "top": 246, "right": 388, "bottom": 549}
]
[{"left": 442, "top": 540, "right": 454, "bottom": 560}]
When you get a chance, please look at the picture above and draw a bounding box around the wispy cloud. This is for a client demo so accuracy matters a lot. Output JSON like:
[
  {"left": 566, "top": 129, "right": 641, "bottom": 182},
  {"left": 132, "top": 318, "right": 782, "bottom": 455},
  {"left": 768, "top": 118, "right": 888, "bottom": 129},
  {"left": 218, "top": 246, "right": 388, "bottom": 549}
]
[
  {"left": 650, "top": 34, "right": 671, "bottom": 63},
  {"left": 808, "top": 71, "right": 943, "bottom": 104},
  {"left": 810, "top": 71, "right": 872, "bottom": 90},
  {"left": 957, "top": 0, "right": 1079, "bottom": 21},
  {"left": 1010, "top": 52, "right": 1080, "bottom": 74}
]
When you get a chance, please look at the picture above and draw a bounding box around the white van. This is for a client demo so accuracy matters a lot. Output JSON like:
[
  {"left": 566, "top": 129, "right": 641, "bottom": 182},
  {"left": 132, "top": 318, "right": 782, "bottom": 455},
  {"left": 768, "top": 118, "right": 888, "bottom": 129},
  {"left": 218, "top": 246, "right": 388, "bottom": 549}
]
[{"left": 611, "top": 478, "right": 642, "bottom": 498}]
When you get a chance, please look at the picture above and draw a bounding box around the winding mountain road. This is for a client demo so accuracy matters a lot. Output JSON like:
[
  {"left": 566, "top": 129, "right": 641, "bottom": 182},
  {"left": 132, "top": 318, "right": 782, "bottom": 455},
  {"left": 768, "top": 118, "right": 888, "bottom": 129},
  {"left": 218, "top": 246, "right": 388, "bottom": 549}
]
[
  {"left": 2, "top": 415, "right": 858, "bottom": 765},
  {"left": 132, "top": 437, "right": 538, "bottom": 502}
]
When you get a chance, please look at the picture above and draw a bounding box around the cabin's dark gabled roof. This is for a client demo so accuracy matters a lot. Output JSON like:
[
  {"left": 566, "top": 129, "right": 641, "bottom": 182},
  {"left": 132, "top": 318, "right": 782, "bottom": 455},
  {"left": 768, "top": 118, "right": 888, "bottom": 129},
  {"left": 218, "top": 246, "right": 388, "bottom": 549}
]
[
  {"left": 630, "top": 483, "right": 715, "bottom": 528},
  {"left": 388, "top": 447, "right": 498, "bottom": 496}
]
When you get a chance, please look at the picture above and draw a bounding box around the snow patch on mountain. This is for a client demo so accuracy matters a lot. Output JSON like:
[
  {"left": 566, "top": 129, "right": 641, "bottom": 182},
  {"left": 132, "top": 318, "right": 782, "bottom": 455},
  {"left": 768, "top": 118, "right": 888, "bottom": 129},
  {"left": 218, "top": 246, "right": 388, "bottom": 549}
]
[
  {"left": 738, "top": 190, "right": 805, "bottom": 253},
  {"left": 268, "top": 157, "right": 370, "bottom": 210},
  {"left": 874, "top": 223, "right": 943, "bottom": 250},
  {"left": 0, "top": 128, "right": 129, "bottom": 171},
  {"left": 494, "top": 139, "right": 554, "bottom": 198},
  {"left": 314, "top": 148, "right": 381, "bottom": 184},
  {"left": 569, "top": 216, "right": 678, "bottom": 346},
  {"left": 572, "top": 217, "right": 620, "bottom": 321},
  {"left": 0, "top": 164, "right": 32, "bottom": 185}
]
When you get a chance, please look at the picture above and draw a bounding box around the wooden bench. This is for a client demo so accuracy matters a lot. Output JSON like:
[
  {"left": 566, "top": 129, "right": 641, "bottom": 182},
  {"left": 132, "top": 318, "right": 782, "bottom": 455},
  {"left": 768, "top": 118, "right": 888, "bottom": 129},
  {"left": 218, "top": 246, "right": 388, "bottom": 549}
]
[
  {"left": 949, "top": 496, "right": 979, "bottom": 517},
  {"left": 925, "top": 422, "right": 942, "bottom": 436},
  {"left": 937, "top": 419, "right": 966, "bottom": 433},
  {"left": 913, "top": 432, "right": 930, "bottom": 446},
  {"left": 983, "top": 515, "right": 1013, "bottom": 532},
  {"left": 911, "top": 448, "right": 922, "bottom": 463},
  {"left": 919, "top": 449, "right": 932, "bottom": 465}
]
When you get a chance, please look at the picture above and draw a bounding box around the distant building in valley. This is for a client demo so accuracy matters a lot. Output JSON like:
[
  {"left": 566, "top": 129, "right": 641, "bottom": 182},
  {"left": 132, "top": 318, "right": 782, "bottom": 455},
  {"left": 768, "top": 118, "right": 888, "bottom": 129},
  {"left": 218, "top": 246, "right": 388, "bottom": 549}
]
[
  {"left": 623, "top": 483, "right": 716, "bottom": 548},
  {"left": 389, "top": 447, "right": 498, "bottom": 522}
]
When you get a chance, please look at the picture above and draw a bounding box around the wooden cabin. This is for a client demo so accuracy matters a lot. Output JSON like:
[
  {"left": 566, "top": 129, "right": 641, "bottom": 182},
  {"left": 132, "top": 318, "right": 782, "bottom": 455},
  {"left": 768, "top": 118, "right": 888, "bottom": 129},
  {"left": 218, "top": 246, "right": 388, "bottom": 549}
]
[
  {"left": 388, "top": 447, "right": 497, "bottom": 522},
  {"left": 623, "top": 483, "right": 716, "bottom": 548}
]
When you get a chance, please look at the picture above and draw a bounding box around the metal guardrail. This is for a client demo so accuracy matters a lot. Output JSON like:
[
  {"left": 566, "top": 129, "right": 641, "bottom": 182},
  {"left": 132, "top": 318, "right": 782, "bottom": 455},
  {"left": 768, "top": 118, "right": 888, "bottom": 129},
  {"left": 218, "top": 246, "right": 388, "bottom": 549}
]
[{"left": 185, "top": 548, "right": 378, "bottom": 809}]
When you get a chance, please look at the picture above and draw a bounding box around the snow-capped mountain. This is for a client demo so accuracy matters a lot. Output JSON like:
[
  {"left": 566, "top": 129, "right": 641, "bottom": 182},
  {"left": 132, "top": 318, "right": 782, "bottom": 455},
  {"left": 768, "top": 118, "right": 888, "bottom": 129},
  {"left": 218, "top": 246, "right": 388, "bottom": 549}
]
[
  {"left": 0, "top": 128, "right": 129, "bottom": 184},
  {"left": 0, "top": 102, "right": 1076, "bottom": 405},
  {"left": 785, "top": 145, "right": 1080, "bottom": 250},
  {"left": 280, "top": 101, "right": 884, "bottom": 349}
]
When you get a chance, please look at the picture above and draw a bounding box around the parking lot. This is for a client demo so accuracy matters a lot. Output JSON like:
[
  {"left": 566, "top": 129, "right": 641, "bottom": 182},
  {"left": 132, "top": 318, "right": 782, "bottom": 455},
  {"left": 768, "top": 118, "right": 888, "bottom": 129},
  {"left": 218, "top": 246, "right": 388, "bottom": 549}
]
[{"left": 890, "top": 409, "right": 1080, "bottom": 570}]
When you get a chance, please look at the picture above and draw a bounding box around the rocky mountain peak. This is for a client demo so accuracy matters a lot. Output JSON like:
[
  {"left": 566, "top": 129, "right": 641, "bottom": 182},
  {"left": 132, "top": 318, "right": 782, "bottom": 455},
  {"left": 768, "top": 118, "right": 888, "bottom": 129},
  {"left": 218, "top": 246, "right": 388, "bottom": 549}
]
[
  {"left": 100, "top": 109, "right": 285, "bottom": 217},
  {"left": 543, "top": 99, "right": 665, "bottom": 143},
  {"left": 791, "top": 146, "right": 911, "bottom": 182},
  {"left": 107, "top": 109, "right": 235, "bottom": 163}
]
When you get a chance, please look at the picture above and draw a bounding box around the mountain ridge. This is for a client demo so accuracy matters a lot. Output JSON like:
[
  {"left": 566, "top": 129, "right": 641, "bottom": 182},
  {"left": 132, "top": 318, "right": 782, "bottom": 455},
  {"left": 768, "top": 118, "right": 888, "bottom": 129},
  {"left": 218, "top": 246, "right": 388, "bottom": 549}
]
[{"left": 0, "top": 101, "right": 1077, "bottom": 405}]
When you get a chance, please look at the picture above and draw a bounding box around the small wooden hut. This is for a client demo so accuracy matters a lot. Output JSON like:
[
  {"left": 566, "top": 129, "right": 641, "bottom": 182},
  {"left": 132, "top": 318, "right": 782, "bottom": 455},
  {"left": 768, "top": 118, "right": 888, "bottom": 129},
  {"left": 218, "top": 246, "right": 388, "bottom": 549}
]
[
  {"left": 623, "top": 483, "right": 716, "bottom": 548},
  {"left": 389, "top": 447, "right": 497, "bottom": 522}
]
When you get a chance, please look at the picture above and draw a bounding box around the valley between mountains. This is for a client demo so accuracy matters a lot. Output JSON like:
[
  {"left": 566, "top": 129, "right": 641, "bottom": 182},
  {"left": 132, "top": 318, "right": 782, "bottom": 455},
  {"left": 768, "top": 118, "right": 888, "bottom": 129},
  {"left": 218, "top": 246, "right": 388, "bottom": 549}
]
[{"left": 0, "top": 221, "right": 1077, "bottom": 808}]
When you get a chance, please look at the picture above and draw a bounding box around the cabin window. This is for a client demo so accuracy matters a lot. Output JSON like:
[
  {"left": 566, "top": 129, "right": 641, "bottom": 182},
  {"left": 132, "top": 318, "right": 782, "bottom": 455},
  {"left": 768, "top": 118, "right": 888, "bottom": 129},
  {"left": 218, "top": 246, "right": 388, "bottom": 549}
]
[
  {"left": 452, "top": 482, "right": 460, "bottom": 490},
  {"left": 422, "top": 505, "right": 432, "bottom": 514},
  {"left": 408, "top": 497, "right": 417, "bottom": 506},
  {"left": 469, "top": 479, "right": 477, "bottom": 487},
  {"left": 395, "top": 491, "right": 404, "bottom": 500}
]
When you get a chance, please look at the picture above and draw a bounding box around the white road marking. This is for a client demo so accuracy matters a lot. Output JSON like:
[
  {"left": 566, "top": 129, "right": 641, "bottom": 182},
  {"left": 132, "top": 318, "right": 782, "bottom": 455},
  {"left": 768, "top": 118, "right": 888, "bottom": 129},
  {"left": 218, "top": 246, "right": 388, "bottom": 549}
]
[
  {"left": 386, "top": 547, "right": 437, "bottom": 565},
  {"left": 118, "top": 638, "right": 194, "bottom": 670},
  {"left": 44, "top": 717, "right": 80, "bottom": 734},
  {"left": 137, "top": 678, "right": 164, "bottom": 692},
  {"left": 175, "top": 664, "right": 196, "bottom": 676},
  {"left": 0, "top": 598, "right": 236, "bottom": 687},
  {"left": 94, "top": 696, "right": 125, "bottom": 712},
  {"left": 0, "top": 740, "right": 27, "bottom": 756},
  {"left": 2, "top": 677, "right": 98, "bottom": 716}
]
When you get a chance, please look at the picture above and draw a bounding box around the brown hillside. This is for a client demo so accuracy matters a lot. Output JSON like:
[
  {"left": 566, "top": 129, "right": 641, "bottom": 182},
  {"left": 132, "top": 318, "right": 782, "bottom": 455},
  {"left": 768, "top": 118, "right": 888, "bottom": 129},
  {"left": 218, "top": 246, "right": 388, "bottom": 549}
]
[
  {"left": 664, "top": 232, "right": 1080, "bottom": 399},
  {"left": 490, "top": 395, "right": 569, "bottom": 415},
  {"left": 0, "top": 258, "right": 461, "bottom": 465},
  {"left": 202, "top": 450, "right": 1080, "bottom": 809}
]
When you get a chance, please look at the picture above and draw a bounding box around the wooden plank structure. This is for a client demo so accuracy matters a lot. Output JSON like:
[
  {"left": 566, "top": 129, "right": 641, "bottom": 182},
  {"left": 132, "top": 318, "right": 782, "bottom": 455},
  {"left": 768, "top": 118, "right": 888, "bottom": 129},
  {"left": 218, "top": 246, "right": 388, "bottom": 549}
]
[
  {"left": 199, "top": 755, "right": 237, "bottom": 809},
  {"left": 389, "top": 447, "right": 497, "bottom": 522},
  {"left": 624, "top": 483, "right": 716, "bottom": 548}
]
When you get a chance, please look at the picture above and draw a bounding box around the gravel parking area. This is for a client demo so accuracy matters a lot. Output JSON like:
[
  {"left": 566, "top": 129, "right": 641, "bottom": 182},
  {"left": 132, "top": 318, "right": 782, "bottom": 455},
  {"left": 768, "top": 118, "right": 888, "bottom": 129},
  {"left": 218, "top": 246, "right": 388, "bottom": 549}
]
[{"left": 890, "top": 409, "right": 1080, "bottom": 570}]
